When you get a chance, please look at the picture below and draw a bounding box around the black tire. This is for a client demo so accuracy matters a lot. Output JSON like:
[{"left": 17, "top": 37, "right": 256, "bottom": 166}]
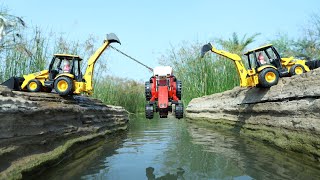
[
  {"left": 175, "top": 102, "right": 184, "bottom": 119},
  {"left": 176, "top": 80, "right": 182, "bottom": 100},
  {"left": 145, "top": 104, "right": 154, "bottom": 119},
  {"left": 145, "top": 81, "right": 152, "bottom": 101},
  {"left": 258, "top": 68, "right": 279, "bottom": 88},
  {"left": 54, "top": 76, "right": 73, "bottom": 96},
  {"left": 289, "top": 64, "right": 305, "bottom": 76},
  {"left": 27, "top": 79, "right": 42, "bottom": 92}
]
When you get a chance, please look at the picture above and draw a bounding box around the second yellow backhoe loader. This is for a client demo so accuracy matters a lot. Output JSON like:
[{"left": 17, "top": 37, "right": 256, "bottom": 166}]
[
  {"left": 201, "top": 43, "right": 320, "bottom": 88},
  {"left": 1, "top": 33, "right": 120, "bottom": 95}
]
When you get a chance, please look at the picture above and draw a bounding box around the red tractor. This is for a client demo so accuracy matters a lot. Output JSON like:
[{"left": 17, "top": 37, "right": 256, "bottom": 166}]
[{"left": 145, "top": 66, "right": 184, "bottom": 119}]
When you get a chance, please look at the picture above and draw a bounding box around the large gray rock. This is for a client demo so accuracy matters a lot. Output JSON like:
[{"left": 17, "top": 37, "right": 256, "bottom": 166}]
[
  {"left": 186, "top": 68, "right": 320, "bottom": 160},
  {"left": 0, "top": 86, "right": 129, "bottom": 178}
]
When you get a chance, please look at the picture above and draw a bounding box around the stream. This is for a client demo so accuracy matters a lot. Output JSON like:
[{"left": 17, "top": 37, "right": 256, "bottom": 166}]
[{"left": 40, "top": 115, "right": 320, "bottom": 180}]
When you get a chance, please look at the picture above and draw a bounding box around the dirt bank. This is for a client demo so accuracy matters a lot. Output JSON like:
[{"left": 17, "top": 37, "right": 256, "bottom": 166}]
[
  {"left": 0, "top": 85, "right": 129, "bottom": 179},
  {"left": 186, "top": 68, "right": 320, "bottom": 161}
]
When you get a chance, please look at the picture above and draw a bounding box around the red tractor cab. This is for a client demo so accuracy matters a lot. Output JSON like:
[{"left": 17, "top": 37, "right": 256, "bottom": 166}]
[{"left": 145, "top": 66, "right": 183, "bottom": 119}]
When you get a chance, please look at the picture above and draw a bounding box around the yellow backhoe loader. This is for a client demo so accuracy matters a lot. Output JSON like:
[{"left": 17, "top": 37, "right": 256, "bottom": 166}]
[
  {"left": 1, "top": 33, "right": 120, "bottom": 95},
  {"left": 201, "top": 43, "right": 320, "bottom": 88}
]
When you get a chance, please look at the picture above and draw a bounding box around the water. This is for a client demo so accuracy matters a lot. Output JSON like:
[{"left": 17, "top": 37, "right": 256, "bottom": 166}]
[{"left": 41, "top": 115, "right": 320, "bottom": 180}]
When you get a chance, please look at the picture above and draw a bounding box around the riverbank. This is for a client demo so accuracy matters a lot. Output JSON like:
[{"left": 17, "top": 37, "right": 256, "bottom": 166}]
[
  {"left": 0, "top": 85, "right": 129, "bottom": 179},
  {"left": 186, "top": 68, "right": 320, "bottom": 161}
]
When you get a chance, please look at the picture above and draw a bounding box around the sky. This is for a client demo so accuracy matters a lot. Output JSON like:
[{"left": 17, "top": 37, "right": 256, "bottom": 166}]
[{"left": 2, "top": 0, "right": 320, "bottom": 81}]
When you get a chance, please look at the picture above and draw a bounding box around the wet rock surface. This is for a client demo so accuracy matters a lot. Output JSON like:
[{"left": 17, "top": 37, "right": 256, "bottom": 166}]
[
  {"left": 0, "top": 85, "right": 129, "bottom": 178},
  {"left": 186, "top": 68, "right": 320, "bottom": 160}
]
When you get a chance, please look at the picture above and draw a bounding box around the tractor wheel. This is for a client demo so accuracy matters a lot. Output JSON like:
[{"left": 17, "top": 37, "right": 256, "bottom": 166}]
[
  {"left": 145, "top": 104, "right": 154, "bottom": 119},
  {"left": 258, "top": 68, "right": 279, "bottom": 88},
  {"left": 27, "top": 79, "right": 42, "bottom": 92},
  {"left": 176, "top": 80, "right": 182, "bottom": 100},
  {"left": 290, "top": 64, "right": 305, "bottom": 76},
  {"left": 175, "top": 102, "right": 184, "bottom": 119},
  {"left": 145, "top": 81, "right": 152, "bottom": 101},
  {"left": 54, "top": 77, "right": 73, "bottom": 96}
]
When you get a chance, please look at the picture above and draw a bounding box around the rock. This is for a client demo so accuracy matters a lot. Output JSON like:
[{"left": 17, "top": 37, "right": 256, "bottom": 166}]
[
  {"left": 186, "top": 68, "right": 320, "bottom": 160},
  {"left": 0, "top": 86, "right": 129, "bottom": 179}
]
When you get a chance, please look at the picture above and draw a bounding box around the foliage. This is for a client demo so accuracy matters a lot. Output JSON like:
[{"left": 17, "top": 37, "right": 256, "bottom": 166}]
[{"left": 93, "top": 76, "right": 145, "bottom": 113}]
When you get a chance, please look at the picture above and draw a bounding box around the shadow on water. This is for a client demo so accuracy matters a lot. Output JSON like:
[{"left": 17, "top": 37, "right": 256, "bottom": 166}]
[{"left": 37, "top": 114, "right": 320, "bottom": 180}]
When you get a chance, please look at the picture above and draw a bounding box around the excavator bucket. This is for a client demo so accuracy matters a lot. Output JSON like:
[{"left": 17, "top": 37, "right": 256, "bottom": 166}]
[
  {"left": 200, "top": 43, "right": 213, "bottom": 58},
  {"left": 1, "top": 77, "right": 24, "bottom": 90},
  {"left": 107, "top": 33, "right": 121, "bottom": 44},
  {"left": 305, "top": 59, "right": 320, "bottom": 70}
]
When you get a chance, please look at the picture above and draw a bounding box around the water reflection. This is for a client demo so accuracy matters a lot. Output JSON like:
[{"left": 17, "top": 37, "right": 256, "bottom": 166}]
[
  {"left": 187, "top": 122, "right": 320, "bottom": 180},
  {"left": 146, "top": 167, "right": 185, "bottom": 180},
  {"left": 38, "top": 115, "right": 320, "bottom": 180}
]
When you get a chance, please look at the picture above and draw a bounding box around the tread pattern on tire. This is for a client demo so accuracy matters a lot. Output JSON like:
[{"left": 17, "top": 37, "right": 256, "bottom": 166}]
[{"left": 175, "top": 103, "right": 184, "bottom": 119}]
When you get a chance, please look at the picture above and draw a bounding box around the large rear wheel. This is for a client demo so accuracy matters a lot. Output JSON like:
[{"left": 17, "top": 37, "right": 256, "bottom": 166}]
[
  {"left": 54, "top": 77, "right": 73, "bottom": 96},
  {"left": 258, "top": 68, "right": 279, "bottom": 88},
  {"left": 175, "top": 102, "right": 184, "bottom": 119},
  {"left": 145, "top": 81, "right": 151, "bottom": 101},
  {"left": 176, "top": 80, "right": 182, "bottom": 100},
  {"left": 27, "top": 79, "right": 42, "bottom": 92},
  {"left": 145, "top": 104, "right": 154, "bottom": 119}
]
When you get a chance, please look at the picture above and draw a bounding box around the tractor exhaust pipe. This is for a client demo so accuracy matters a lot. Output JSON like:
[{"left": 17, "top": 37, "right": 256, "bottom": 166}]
[
  {"left": 1, "top": 77, "right": 24, "bottom": 91},
  {"left": 200, "top": 43, "right": 213, "bottom": 58}
]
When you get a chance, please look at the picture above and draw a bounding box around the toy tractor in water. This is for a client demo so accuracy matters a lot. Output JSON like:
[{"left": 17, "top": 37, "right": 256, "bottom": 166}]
[
  {"left": 1, "top": 33, "right": 120, "bottom": 95},
  {"left": 201, "top": 43, "right": 320, "bottom": 88},
  {"left": 145, "top": 66, "right": 183, "bottom": 119}
]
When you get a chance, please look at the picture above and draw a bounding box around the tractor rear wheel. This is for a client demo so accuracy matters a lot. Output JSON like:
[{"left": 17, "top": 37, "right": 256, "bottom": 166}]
[
  {"left": 54, "top": 77, "right": 73, "bottom": 96},
  {"left": 258, "top": 68, "right": 279, "bottom": 88},
  {"left": 145, "top": 81, "right": 152, "bottom": 101},
  {"left": 175, "top": 102, "right": 184, "bottom": 119},
  {"left": 145, "top": 104, "right": 154, "bottom": 119},
  {"left": 27, "top": 79, "right": 42, "bottom": 92},
  {"left": 290, "top": 64, "right": 305, "bottom": 76},
  {"left": 176, "top": 80, "right": 182, "bottom": 99}
]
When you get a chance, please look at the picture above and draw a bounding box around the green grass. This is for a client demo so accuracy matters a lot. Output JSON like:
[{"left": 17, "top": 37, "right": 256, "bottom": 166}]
[{"left": 93, "top": 77, "right": 145, "bottom": 113}]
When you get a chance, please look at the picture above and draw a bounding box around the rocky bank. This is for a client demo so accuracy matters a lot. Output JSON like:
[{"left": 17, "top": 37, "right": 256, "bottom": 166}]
[
  {"left": 0, "top": 85, "right": 129, "bottom": 179},
  {"left": 186, "top": 68, "right": 320, "bottom": 161}
]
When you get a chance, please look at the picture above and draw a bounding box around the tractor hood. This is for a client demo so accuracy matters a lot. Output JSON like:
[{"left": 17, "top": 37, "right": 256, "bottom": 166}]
[
  {"left": 107, "top": 33, "right": 121, "bottom": 44},
  {"left": 200, "top": 43, "right": 213, "bottom": 58}
]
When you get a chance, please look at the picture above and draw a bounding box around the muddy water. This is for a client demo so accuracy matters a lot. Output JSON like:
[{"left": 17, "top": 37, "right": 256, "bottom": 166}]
[{"left": 40, "top": 115, "right": 320, "bottom": 180}]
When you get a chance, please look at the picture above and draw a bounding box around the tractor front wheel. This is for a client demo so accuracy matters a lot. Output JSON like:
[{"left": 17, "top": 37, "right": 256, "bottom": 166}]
[
  {"left": 175, "top": 102, "right": 184, "bottom": 119},
  {"left": 54, "top": 77, "right": 73, "bottom": 96},
  {"left": 290, "top": 64, "right": 305, "bottom": 76},
  {"left": 258, "top": 68, "right": 279, "bottom": 88},
  {"left": 27, "top": 79, "right": 42, "bottom": 92},
  {"left": 145, "top": 104, "right": 154, "bottom": 119}
]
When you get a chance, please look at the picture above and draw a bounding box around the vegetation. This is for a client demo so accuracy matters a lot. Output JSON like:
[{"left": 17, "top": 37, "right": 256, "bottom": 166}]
[{"left": 93, "top": 77, "right": 145, "bottom": 113}]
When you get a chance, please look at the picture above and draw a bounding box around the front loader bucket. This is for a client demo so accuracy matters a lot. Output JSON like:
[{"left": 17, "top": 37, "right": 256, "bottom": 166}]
[
  {"left": 107, "top": 33, "right": 121, "bottom": 44},
  {"left": 305, "top": 59, "right": 320, "bottom": 70},
  {"left": 200, "top": 43, "right": 213, "bottom": 58},
  {"left": 1, "top": 77, "right": 24, "bottom": 90}
]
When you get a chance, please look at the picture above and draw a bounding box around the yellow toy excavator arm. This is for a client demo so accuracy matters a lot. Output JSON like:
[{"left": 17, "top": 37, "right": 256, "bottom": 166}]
[
  {"left": 200, "top": 43, "right": 253, "bottom": 87},
  {"left": 201, "top": 43, "right": 241, "bottom": 61},
  {"left": 83, "top": 33, "right": 121, "bottom": 93}
]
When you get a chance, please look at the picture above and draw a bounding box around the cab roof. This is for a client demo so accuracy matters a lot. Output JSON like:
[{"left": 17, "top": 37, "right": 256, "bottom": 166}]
[
  {"left": 54, "top": 54, "right": 82, "bottom": 60},
  {"left": 244, "top": 44, "right": 273, "bottom": 55}
]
